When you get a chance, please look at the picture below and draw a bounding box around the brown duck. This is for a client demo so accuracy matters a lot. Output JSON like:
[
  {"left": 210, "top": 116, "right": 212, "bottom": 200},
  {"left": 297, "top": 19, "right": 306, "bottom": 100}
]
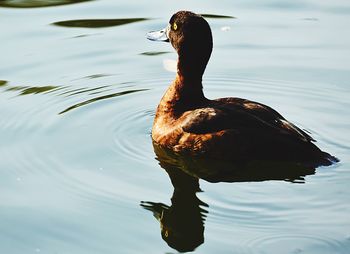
[{"left": 147, "top": 11, "right": 338, "bottom": 167}]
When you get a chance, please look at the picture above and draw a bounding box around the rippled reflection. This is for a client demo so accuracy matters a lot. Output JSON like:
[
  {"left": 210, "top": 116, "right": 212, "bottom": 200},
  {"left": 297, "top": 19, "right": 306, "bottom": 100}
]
[
  {"left": 0, "top": 81, "right": 61, "bottom": 95},
  {"left": 0, "top": 79, "right": 150, "bottom": 115},
  {"left": 53, "top": 18, "right": 149, "bottom": 29},
  {"left": 141, "top": 162, "right": 207, "bottom": 253},
  {"left": 59, "top": 88, "right": 148, "bottom": 114},
  {"left": 200, "top": 14, "right": 236, "bottom": 19},
  {"left": 142, "top": 142, "right": 317, "bottom": 252},
  {"left": 7, "top": 85, "right": 60, "bottom": 95},
  {"left": 0, "top": 80, "right": 8, "bottom": 87},
  {"left": 140, "top": 51, "right": 170, "bottom": 56},
  {"left": 80, "top": 74, "right": 113, "bottom": 79},
  {"left": 0, "top": 0, "right": 94, "bottom": 8},
  {"left": 152, "top": 142, "right": 315, "bottom": 183}
]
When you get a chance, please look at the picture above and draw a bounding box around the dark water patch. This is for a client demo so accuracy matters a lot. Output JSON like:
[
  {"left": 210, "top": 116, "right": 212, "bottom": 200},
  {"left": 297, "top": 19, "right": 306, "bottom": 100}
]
[
  {"left": 18, "top": 86, "right": 60, "bottom": 95},
  {"left": 3, "top": 84, "right": 60, "bottom": 95},
  {"left": 0, "top": 0, "right": 94, "bottom": 8},
  {"left": 70, "top": 33, "right": 102, "bottom": 39},
  {"left": 0, "top": 80, "right": 8, "bottom": 87},
  {"left": 53, "top": 18, "right": 149, "bottom": 29},
  {"left": 83, "top": 74, "right": 113, "bottom": 79},
  {"left": 59, "top": 88, "right": 149, "bottom": 114},
  {"left": 72, "top": 34, "right": 89, "bottom": 38},
  {"left": 140, "top": 51, "right": 170, "bottom": 56},
  {"left": 201, "top": 14, "right": 236, "bottom": 19}
]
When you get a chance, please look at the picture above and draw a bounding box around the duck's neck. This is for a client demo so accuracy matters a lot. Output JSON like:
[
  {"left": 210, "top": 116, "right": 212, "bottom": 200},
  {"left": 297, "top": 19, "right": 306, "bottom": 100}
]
[{"left": 157, "top": 71, "right": 206, "bottom": 116}]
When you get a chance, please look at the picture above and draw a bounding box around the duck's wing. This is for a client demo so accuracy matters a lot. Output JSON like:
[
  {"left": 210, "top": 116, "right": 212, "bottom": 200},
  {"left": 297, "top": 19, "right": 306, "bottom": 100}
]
[
  {"left": 222, "top": 98, "right": 315, "bottom": 142},
  {"left": 180, "top": 98, "right": 314, "bottom": 143}
]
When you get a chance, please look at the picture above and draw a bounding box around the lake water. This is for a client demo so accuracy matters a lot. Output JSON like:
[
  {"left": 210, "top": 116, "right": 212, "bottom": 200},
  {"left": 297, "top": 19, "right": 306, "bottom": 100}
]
[{"left": 1, "top": 0, "right": 350, "bottom": 253}]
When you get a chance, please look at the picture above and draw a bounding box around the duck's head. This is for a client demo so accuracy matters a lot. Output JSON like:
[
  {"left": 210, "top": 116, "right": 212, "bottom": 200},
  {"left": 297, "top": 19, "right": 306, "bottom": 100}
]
[{"left": 147, "top": 11, "right": 213, "bottom": 79}]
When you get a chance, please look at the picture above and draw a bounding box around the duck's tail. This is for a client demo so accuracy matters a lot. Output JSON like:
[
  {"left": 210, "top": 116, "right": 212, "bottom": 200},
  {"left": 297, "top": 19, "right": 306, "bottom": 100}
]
[{"left": 319, "top": 151, "right": 339, "bottom": 166}]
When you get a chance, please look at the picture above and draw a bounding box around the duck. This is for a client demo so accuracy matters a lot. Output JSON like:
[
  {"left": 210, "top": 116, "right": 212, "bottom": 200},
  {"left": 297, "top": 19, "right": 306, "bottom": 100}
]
[{"left": 147, "top": 10, "right": 338, "bottom": 167}]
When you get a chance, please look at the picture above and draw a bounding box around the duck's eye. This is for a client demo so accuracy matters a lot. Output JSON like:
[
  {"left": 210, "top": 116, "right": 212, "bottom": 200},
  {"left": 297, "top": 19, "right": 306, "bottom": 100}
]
[{"left": 172, "top": 22, "right": 178, "bottom": 31}]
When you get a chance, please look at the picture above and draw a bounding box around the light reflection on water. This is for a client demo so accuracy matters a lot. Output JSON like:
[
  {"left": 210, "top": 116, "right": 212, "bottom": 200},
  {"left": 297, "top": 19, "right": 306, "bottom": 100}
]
[{"left": 0, "top": 0, "right": 350, "bottom": 253}]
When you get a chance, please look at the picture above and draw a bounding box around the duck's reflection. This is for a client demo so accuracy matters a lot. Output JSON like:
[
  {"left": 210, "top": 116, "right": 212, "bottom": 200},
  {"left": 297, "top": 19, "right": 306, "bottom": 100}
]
[
  {"left": 151, "top": 142, "right": 316, "bottom": 183},
  {"left": 141, "top": 142, "right": 316, "bottom": 252},
  {"left": 141, "top": 165, "right": 207, "bottom": 253}
]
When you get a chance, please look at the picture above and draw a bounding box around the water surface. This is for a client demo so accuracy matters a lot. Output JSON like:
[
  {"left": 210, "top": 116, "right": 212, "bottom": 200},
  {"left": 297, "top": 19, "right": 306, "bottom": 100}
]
[{"left": 0, "top": 0, "right": 350, "bottom": 253}]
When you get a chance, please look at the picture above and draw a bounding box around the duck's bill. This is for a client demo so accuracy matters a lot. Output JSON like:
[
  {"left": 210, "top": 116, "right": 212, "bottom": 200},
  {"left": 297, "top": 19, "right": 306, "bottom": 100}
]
[{"left": 146, "top": 26, "right": 169, "bottom": 42}]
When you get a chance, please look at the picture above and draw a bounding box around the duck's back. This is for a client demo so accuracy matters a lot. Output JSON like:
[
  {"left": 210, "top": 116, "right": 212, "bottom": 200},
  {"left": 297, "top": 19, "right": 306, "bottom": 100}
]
[{"left": 158, "top": 97, "right": 337, "bottom": 167}]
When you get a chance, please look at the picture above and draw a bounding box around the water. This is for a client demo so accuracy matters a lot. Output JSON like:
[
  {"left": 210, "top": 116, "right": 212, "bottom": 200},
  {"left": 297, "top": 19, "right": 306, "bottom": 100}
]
[{"left": 1, "top": 0, "right": 350, "bottom": 253}]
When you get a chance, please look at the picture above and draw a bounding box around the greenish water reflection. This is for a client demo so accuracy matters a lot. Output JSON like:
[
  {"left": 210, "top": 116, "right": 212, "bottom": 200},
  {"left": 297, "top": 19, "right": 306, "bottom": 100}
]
[
  {"left": 0, "top": 80, "right": 8, "bottom": 87},
  {"left": 53, "top": 18, "right": 149, "bottom": 29},
  {"left": 201, "top": 14, "right": 236, "bottom": 19},
  {"left": 1, "top": 82, "right": 60, "bottom": 95},
  {"left": 0, "top": 0, "right": 94, "bottom": 8},
  {"left": 0, "top": 80, "right": 148, "bottom": 115},
  {"left": 140, "top": 51, "right": 170, "bottom": 56},
  {"left": 59, "top": 88, "right": 148, "bottom": 114},
  {"left": 81, "top": 74, "right": 113, "bottom": 79},
  {"left": 7, "top": 85, "right": 60, "bottom": 95}
]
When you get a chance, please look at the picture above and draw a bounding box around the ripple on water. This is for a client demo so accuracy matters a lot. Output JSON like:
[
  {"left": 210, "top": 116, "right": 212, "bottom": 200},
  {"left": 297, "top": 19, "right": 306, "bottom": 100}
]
[
  {"left": 245, "top": 233, "right": 350, "bottom": 254},
  {"left": 107, "top": 77, "right": 169, "bottom": 164},
  {"left": 2, "top": 74, "right": 346, "bottom": 158},
  {"left": 2, "top": 74, "right": 346, "bottom": 167},
  {"left": 0, "top": 76, "right": 159, "bottom": 207},
  {"left": 1, "top": 74, "right": 347, "bottom": 211},
  {"left": 111, "top": 106, "right": 154, "bottom": 164}
]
